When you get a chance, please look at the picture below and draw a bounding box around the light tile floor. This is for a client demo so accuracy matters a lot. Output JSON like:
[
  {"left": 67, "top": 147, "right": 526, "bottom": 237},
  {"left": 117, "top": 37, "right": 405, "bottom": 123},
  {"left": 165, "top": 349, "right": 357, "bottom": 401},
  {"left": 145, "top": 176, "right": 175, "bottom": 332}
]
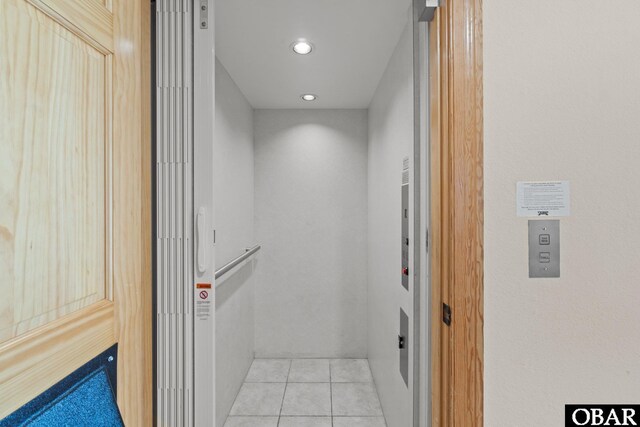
[{"left": 225, "top": 359, "right": 387, "bottom": 427}]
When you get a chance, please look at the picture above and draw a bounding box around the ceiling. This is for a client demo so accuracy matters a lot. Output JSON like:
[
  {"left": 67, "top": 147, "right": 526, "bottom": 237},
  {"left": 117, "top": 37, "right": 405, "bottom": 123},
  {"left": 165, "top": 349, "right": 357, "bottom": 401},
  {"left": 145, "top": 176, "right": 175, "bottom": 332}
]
[{"left": 215, "top": 0, "right": 411, "bottom": 109}]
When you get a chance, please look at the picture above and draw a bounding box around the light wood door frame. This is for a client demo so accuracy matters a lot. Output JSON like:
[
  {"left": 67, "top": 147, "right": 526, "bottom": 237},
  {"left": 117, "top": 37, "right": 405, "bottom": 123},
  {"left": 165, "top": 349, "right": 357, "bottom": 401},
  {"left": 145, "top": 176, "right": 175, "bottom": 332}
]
[
  {"left": 430, "top": 0, "right": 484, "bottom": 426},
  {"left": 112, "top": 0, "right": 153, "bottom": 424},
  {"left": 0, "top": 0, "right": 151, "bottom": 424}
]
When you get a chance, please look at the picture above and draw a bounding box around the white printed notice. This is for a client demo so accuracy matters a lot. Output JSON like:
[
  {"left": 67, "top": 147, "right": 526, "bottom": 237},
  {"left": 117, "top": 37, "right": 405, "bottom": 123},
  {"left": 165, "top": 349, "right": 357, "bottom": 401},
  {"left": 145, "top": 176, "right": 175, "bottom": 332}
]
[{"left": 516, "top": 181, "right": 570, "bottom": 217}]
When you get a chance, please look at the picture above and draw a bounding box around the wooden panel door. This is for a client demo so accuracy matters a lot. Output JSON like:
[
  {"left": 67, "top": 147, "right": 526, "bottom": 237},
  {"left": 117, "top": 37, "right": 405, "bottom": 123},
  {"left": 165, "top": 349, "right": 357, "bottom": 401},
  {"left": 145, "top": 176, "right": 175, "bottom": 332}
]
[{"left": 0, "top": 0, "right": 151, "bottom": 424}]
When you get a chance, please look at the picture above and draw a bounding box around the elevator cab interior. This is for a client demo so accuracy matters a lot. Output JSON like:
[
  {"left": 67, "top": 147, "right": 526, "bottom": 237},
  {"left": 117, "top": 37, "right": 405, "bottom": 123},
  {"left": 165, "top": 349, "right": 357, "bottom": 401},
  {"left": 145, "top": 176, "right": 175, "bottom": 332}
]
[{"left": 212, "top": 1, "right": 425, "bottom": 426}]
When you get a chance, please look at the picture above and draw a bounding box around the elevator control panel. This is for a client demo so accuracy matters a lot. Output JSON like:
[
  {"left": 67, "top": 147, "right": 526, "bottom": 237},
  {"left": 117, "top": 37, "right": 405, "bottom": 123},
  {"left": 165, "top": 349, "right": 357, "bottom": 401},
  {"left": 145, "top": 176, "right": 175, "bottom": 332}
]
[
  {"left": 401, "top": 158, "right": 410, "bottom": 290},
  {"left": 528, "top": 220, "right": 560, "bottom": 278}
]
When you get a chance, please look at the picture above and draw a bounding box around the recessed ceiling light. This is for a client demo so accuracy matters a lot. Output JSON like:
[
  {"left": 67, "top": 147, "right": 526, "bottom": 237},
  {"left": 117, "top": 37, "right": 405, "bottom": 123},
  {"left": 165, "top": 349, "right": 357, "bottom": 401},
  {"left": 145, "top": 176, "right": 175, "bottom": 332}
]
[
  {"left": 292, "top": 40, "right": 313, "bottom": 55},
  {"left": 301, "top": 94, "right": 318, "bottom": 101}
]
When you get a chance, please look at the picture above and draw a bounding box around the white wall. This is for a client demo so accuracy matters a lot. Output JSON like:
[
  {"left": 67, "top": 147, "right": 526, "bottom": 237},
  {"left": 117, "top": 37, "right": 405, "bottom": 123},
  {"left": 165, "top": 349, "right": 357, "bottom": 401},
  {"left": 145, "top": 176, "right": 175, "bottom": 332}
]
[
  {"left": 253, "top": 109, "right": 368, "bottom": 358},
  {"left": 368, "top": 19, "right": 414, "bottom": 427},
  {"left": 214, "top": 58, "right": 255, "bottom": 427},
  {"left": 484, "top": 1, "right": 640, "bottom": 425}
]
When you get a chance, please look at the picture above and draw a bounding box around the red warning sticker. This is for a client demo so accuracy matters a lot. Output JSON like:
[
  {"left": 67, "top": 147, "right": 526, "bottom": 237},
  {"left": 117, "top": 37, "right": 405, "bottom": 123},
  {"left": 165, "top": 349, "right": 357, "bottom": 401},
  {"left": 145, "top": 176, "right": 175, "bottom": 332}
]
[{"left": 199, "top": 290, "right": 208, "bottom": 300}]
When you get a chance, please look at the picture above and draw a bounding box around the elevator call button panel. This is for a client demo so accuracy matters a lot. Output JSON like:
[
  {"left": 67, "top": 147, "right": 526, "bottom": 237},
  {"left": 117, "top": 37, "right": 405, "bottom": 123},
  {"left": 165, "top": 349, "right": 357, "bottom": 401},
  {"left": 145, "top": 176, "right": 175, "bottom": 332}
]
[{"left": 528, "top": 220, "right": 560, "bottom": 278}]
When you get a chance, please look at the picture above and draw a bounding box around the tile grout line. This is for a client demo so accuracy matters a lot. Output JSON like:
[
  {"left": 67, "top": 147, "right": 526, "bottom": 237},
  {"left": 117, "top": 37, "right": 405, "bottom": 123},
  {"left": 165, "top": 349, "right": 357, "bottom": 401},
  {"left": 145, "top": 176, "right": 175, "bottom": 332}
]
[
  {"left": 277, "top": 359, "right": 292, "bottom": 426},
  {"left": 329, "top": 359, "right": 334, "bottom": 427},
  {"left": 366, "top": 359, "right": 388, "bottom": 426},
  {"left": 226, "top": 359, "right": 256, "bottom": 424}
]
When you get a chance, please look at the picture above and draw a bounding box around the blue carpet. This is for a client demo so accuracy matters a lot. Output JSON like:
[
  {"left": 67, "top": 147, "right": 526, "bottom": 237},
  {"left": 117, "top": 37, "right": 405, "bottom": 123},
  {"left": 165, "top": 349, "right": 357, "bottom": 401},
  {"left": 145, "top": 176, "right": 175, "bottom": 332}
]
[{"left": 1, "top": 345, "right": 124, "bottom": 427}]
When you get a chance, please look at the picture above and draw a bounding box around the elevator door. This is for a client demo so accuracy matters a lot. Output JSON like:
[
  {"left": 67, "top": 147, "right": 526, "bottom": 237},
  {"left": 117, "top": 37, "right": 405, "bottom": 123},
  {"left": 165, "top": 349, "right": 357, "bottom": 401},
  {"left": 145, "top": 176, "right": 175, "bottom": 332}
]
[{"left": 154, "top": 1, "right": 216, "bottom": 425}]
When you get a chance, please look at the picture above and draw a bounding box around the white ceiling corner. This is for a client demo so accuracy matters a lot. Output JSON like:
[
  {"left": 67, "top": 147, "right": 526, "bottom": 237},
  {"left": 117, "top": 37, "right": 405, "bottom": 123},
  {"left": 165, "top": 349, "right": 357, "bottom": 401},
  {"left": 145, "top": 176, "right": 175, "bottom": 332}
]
[{"left": 215, "top": 0, "right": 411, "bottom": 109}]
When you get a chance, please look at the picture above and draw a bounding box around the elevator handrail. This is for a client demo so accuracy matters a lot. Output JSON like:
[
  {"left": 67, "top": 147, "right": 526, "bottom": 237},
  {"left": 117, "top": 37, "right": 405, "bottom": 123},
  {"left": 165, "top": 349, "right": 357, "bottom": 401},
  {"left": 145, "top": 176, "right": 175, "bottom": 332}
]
[{"left": 214, "top": 244, "right": 261, "bottom": 280}]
